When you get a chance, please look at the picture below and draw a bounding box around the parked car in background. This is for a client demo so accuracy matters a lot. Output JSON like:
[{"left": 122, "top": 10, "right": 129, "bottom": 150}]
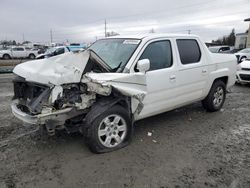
[
  {"left": 36, "top": 45, "right": 84, "bottom": 59},
  {"left": 68, "top": 43, "right": 86, "bottom": 52},
  {"left": 12, "top": 34, "right": 237, "bottom": 153},
  {"left": 0, "top": 46, "right": 38, "bottom": 59},
  {"left": 236, "top": 59, "right": 250, "bottom": 84},
  {"left": 208, "top": 46, "right": 232, "bottom": 53},
  {"left": 36, "top": 46, "right": 70, "bottom": 59},
  {"left": 235, "top": 48, "right": 250, "bottom": 63},
  {"left": 37, "top": 48, "right": 47, "bottom": 54}
]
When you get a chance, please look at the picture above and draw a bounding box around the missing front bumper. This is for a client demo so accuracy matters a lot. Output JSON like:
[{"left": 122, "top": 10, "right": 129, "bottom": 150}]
[{"left": 11, "top": 102, "right": 81, "bottom": 125}]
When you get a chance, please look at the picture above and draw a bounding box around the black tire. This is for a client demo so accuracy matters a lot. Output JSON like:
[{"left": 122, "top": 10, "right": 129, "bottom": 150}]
[
  {"left": 202, "top": 80, "right": 226, "bottom": 112},
  {"left": 3, "top": 54, "right": 11, "bottom": 60},
  {"left": 29, "top": 54, "right": 35, "bottom": 59},
  {"left": 240, "top": 56, "right": 247, "bottom": 62},
  {"left": 84, "top": 105, "right": 133, "bottom": 153}
]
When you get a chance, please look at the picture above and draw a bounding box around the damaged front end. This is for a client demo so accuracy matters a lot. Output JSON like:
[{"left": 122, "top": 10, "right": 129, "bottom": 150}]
[
  {"left": 11, "top": 75, "right": 97, "bottom": 135},
  {"left": 11, "top": 49, "right": 147, "bottom": 135}
]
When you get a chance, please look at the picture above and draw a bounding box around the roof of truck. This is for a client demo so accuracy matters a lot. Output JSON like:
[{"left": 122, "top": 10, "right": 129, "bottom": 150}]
[{"left": 108, "top": 33, "right": 199, "bottom": 40}]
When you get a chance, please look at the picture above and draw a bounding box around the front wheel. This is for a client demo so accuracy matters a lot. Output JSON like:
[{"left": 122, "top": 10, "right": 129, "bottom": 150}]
[
  {"left": 3, "top": 54, "right": 11, "bottom": 60},
  {"left": 29, "top": 54, "right": 35, "bottom": 59},
  {"left": 84, "top": 105, "right": 133, "bottom": 153},
  {"left": 202, "top": 80, "right": 226, "bottom": 112}
]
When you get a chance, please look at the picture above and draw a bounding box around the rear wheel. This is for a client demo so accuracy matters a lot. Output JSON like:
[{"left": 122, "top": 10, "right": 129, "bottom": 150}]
[
  {"left": 202, "top": 80, "right": 226, "bottom": 112},
  {"left": 3, "top": 54, "right": 11, "bottom": 60},
  {"left": 84, "top": 105, "right": 132, "bottom": 153}
]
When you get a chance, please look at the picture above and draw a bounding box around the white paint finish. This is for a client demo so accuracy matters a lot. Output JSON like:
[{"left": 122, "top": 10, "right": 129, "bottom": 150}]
[
  {"left": 236, "top": 60, "right": 250, "bottom": 83},
  {"left": 239, "top": 60, "right": 250, "bottom": 69},
  {"left": 12, "top": 34, "right": 237, "bottom": 124},
  {"left": 173, "top": 39, "right": 208, "bottom": 107},
  {"left": 13, "top": 50, "right": 90, "bottom": 85},
  {"left": 82, "top": 72, "right": 147, "bottom": 114},
  {"left": 138, "top": 67, "right": 178, "bottom": 119}
]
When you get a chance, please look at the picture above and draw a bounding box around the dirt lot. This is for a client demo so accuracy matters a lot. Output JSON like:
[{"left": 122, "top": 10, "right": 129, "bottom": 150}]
[
  {"left": 0, "top": 59, "right": 30, "bottom": 73},
  {"left": 0, "top": 59, "right": 30, "bottom": 66},
  {"left": 0, "top": 73, "right": 249, "bottom": 188}
]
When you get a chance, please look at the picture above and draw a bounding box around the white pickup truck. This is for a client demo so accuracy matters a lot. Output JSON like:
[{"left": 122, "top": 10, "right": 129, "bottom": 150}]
[
  {"left": 11, "top": 34, "right": 237, "bottom": 153},
  {"left": 0, "top": 46, "right": 38, "bottom": 59}
]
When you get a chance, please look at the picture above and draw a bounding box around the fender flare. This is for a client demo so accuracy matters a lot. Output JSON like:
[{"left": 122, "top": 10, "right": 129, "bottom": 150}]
[{"left": 84, "top": 96, "right": 131, "bottom": 126}]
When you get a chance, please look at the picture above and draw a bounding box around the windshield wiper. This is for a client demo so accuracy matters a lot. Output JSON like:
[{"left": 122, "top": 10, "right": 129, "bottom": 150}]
[
  {"left": 112, "top": 61, "right": 123, "bottom": 72},
  {"left": 88, "top": 49, "right": 112, "bottom": 72}
]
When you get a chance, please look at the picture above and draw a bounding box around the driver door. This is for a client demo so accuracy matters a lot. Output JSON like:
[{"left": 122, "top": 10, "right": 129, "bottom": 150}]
[
  {"left": 12, "top": 47, "right": 25, "bottom": 58},
  {"left": 137, "top": 39, "right": 178, "bottom": 120}
]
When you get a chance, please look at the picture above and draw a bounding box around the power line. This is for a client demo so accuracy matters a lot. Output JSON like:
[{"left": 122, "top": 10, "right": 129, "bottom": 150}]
[
  {"left": 105, "top": 19, "right": 107, "bottom": 37},
  {"left": 52, "top": 0, "right": 249, "bottom": 34},
  {"left": 52, "top": 0, "right": 219, "bottom": 33},
  {"left": 51, "top": 8, "right": 250, "bottom": 37},
  {"left": 50, "top": 29, "right": 53, "bottom": 43}
]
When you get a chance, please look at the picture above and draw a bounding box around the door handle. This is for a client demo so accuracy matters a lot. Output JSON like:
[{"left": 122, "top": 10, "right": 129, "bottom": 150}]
[
  {"left": 202, "top": 69, "right": 207, "bottom": 73},
  {"left": 169, "top": 75, "right": 176, "bottom": 80}
]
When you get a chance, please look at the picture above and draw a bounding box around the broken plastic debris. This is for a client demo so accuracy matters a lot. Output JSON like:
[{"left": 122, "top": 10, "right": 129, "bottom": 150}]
[
  {"left": 152, "top": 140, "right": 157, "bottom": 143},
  {"left": 147, "top": 132, "right": 152, "bottom": 137}
]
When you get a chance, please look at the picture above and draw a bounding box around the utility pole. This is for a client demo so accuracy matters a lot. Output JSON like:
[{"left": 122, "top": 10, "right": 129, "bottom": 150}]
[
  {"left": 104, "top": 19, "right": 107, "bottom": 38},
  {"left": 22, "top": 33, "right": 25, "bottom": 42},
  {"left": 50, "top": 29, "right": 53, "bottom": 44}
]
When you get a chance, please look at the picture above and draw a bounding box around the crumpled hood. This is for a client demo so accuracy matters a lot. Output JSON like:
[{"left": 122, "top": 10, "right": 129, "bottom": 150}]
[
  {"left": 240, "top": 60, "right": 250, "bottom": 69},
  {"left": 13, "top": 51, "right": 90, "bottom": 85}
]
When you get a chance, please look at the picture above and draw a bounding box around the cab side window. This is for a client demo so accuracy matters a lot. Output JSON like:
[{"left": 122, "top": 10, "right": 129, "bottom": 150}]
[
  {"left": 139, "top": 40, "right": 172, "bottom": 71},
  {"left": 176, "top": 39, "right": 201, "bottom": 64}
]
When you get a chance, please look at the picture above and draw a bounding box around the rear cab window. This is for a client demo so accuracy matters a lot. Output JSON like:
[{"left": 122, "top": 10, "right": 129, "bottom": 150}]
[{"left": 176, "top": 39, "right": 201, "bottom": 65}]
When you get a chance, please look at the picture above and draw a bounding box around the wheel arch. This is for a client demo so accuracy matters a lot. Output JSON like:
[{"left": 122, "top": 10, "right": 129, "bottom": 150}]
[
  {"left": 3, "top": 53, "right": 11, "bottom": 59},
  {"left": 28, "top": 53, "right": 35, "bottom": 58},
  {"left": 213, "top": 76, "right": 228, "bottom": 86},
  {"left": 84, "top": 95, "right": 132, "bottom": 127}
]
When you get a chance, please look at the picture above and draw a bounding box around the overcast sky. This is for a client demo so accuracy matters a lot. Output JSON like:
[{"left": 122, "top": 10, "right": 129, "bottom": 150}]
[{"left": 0, "top": 0, "right": 250, "bottom": 43}]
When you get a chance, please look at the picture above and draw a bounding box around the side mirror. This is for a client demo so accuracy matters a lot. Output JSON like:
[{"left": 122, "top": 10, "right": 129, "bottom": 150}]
[{"left": 137, "top": 59, "right": 150, "bottom": 73}]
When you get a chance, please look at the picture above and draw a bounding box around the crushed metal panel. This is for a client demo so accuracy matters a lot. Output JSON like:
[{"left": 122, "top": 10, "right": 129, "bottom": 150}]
[
  {"left": 51, "top": 85, "right": 63, "bottom": 103},
  {"left": 75, "top": 94, "right": 96, "bottom": 110},
  {"left": 81, "top": 72, "right": 147, "bottom": 114},
  {"left": 13, "top": 50, "right": 90, "bottom": 85}
]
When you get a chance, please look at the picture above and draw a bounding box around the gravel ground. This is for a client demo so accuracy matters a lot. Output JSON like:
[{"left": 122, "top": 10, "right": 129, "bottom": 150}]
[
  {"left": 0, "top": 74, "right": 250, "bottom": 188},
  {"left": 0, "top": 59, "right": 30, "bottom": 73},
  {"left": 0, "top": 59, "right": 30, "bottom": 66}
]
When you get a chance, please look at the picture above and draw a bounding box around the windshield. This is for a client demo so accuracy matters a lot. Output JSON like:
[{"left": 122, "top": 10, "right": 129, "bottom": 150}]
[{"left": 89, "top": 38, "right": 140, "bottom": 70}]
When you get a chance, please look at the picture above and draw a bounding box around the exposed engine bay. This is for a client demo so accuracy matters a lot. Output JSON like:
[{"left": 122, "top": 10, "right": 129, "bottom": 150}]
[{"left": 11, "top": 50, "right": 146, "bottom": 135}]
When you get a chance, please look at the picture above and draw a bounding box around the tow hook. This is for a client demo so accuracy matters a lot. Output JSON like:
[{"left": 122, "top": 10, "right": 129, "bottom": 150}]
[{"left": 45, "top": 120, "right": 56, "bottom": 136}]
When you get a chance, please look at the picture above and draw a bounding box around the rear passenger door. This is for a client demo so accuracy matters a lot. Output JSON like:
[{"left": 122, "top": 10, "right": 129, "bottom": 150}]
[
  {"left": 137, "top": 39, "right": 179, "bottom": 119},
  {"left": 175, "top": 39, "right": 208, "bottom": 104},
  {"left": 12, "top": 47, "right": 25, "bottom": 58}
]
